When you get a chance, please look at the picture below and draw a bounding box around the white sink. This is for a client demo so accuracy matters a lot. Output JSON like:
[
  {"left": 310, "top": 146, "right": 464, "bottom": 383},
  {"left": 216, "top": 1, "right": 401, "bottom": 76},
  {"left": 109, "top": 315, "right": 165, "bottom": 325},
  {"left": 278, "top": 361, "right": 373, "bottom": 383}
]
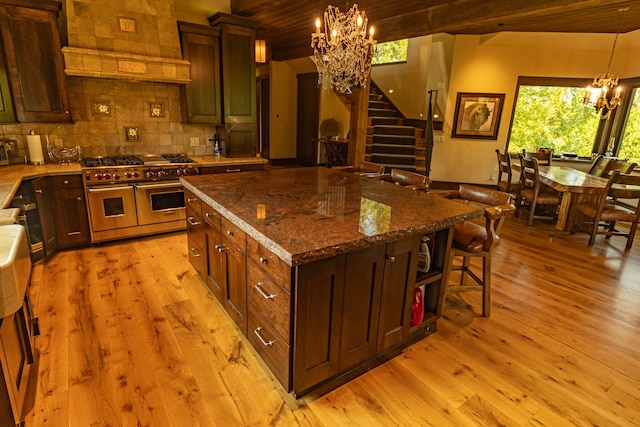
[{"left": 0, "top": 224, "right": 31, "bottom": 318}]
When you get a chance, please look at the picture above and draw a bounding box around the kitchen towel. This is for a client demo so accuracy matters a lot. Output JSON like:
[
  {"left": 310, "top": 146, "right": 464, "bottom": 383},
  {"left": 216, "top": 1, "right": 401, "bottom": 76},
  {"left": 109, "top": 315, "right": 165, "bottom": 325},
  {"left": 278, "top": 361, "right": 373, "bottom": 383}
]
[{"left": 26, "top": 133, "right": 45, "bottom": 165}]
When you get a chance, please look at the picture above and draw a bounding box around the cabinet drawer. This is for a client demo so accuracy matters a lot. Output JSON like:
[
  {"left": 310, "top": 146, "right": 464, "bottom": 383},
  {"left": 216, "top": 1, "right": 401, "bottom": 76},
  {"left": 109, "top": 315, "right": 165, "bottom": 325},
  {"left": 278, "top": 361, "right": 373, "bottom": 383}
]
[
  {"left": 185, "top": 189, "right": 202, "bottom": 217},
  {"left": 188, "top": 238, "right": 207, "bottom": 279},
  {"left": 199, "top": 163, "right": 264, "bottom": 174},
  {"left": 186, "top": 212, "right": 205, "bottom": 250},
  {"left": 221, "top": 216, "right": 246, "bottom": 252},
  {"left": 247, "top": 261, "right": 290, "bottom": 344},
  {"left": 247, "top": 236, "right": 291, "bottom": 292},
  {"left": 247, "top": 314, "right": 290, "bottom": 390},
  {"left": 49, "top": 174, "right": 82, "bottom": 188},
  {"left": 202, "top": 206, "right": 220, "bottom": 229}
]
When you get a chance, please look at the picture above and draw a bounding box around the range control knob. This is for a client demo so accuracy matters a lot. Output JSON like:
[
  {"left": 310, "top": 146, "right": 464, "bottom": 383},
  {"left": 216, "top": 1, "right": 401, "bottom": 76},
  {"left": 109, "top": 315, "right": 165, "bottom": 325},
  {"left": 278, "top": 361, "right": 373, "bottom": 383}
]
[
  {"left": 132, "top": 170, "right": 140, "bottom": 178},
  {"left": 103, "top": 172, "right": 111, "bottom": 180},
  {"left": 94, "top": 173, "right": 103, "bottom": 180},
  {"left": 182, "top": 168, "right": 191, "bottom": 176},
  {"left": 157, "top": 170, "right": 166, "bottom": 178},
  {"left": 146, "top": 171, "right": 156, "bottom": 180},
  {"left": 124, "top": 171, "right": 132, "bottom": 178},
  {"left": 113, "top": 173, "right": 121, "bottom": 180}
]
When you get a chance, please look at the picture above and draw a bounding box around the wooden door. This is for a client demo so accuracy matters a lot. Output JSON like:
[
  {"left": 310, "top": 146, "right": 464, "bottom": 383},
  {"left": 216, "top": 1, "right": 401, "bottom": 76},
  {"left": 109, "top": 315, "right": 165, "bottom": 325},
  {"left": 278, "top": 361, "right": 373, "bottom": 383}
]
[
  {"left": 178, "top": 23, "right": 222, "bottom": 124},
  {"left": 376, "top": 235, "right": 420, "bottom": 351},
  {"left": 0, "top": 3, "right": 71, "bottom": 122},
  {"left": 293, "top": 254, "right": 345, "bottom": 395},
  {"left": 32, "top": 177, "right": 57, "bottom": 257},
  {"left": 219, "top": 24, "right": 256, "bottom": 124},
  {"left": 224, "top": 240, "right": 247, "bottom": 335},
  {"left": 205, "top": 219, "right": 225, "bottom": 303},
  {"left": 51, "top": 175, "right": 90, "bottom": 249},
  {"left": 339, "top": 244, "right": 385, "bottom": 371},
  {"left": 296, "top": 73, "right": 319, "bottom": 166},
  {"left": 0, "top": 42, "right": 15, "bottom": 122},
  {"left": 257, "top": 76, "right": 270, "bottom": 159}
]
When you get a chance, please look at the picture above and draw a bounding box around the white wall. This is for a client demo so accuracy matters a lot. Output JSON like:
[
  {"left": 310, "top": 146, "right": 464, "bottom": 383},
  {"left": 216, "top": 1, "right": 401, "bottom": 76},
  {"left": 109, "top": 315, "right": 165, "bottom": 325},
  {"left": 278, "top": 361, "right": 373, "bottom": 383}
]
[{"left": 431, "top": 30, "right": 640, "bottom": 184}]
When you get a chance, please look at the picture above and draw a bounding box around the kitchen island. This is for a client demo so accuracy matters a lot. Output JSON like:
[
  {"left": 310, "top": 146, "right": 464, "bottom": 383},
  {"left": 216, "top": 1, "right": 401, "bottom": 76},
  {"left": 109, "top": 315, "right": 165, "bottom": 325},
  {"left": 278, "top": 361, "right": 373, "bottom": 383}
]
[{"left": 181, "top": 167, "right": 480, "bottom": 397}]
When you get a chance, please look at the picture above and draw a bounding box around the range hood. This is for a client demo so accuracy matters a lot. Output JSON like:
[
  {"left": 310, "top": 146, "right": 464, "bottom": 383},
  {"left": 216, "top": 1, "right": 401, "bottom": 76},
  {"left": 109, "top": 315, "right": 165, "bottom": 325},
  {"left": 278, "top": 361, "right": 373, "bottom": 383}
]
[
  {"left": 61, "top": 1, "right": 190, "bottom": 84},
  {"left": 62, "top": 47, "right": 191, "bottom": 84}
]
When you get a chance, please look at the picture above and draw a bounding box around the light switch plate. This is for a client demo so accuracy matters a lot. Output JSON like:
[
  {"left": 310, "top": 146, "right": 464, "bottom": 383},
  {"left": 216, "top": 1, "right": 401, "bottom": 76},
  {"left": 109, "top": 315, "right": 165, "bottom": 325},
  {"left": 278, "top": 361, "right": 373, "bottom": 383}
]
[{"left": 190, "top": 137, "right": 199, "bottom": 146}]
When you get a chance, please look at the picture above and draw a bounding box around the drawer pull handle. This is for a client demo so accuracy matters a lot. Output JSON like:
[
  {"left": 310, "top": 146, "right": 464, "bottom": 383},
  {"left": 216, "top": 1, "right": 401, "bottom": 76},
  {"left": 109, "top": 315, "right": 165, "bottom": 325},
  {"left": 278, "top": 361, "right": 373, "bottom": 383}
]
[
  {"left": 386, "top": 255, "right": 396, "bottom": 262},
  {"left": 215, "top": 244, "right": 226, "bottom": 253},
  {"left": 205, "top": 212, "right": 213, "bottom": 218},
  {"left": 187, "top": 197, "right": 198, "bottom": 203},
  {"left": 64, "top": 180, "right": 69, "bottom": 185},
  {"left": 255, "top": 282, "right": 276, "bottom": 300},
  {"left": 254, "top": 327, "right": 274, "bottom": 347},
  {"left": 226, "top": 168, "right": 241, "bottom": 173},
  {"left": 187, "top": 217, "right": 201, "bottom": 226},
  {"left": 259, "top": 257, "right": 267, "bottom": 264},
  {"left": 189, "top": 248, "right": 202, "bottom": 257},
  {"left": 227, "top": 230, "right": 233, "bottom": 236}
]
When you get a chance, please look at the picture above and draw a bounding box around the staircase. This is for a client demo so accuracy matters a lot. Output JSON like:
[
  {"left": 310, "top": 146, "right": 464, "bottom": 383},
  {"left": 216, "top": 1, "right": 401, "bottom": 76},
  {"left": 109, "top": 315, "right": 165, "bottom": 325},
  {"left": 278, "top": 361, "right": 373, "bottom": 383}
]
[{"left": 365, "top": 84, "right": 425, "bottom": 173}]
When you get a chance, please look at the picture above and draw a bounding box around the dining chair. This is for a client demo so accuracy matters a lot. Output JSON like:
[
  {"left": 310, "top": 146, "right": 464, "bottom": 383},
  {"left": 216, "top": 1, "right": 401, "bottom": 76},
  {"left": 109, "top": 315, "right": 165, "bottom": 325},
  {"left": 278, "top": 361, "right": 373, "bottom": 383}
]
[
  {"left": 440, "top": 184, "right": 515, "bottom": 317},
  {"left": 620, "top": 162, "right": 637, "bottom": 174},
  {"left": 521, "top": 149, "right": 552, "bottom": 166},
  {"left": 517, "top": 155, "right": 561, "bottom": 226},
  {"left": 495, "top": 149, "right": 519, "bottom": 194},
  {"left": 587, "top": 155, "right": 615, "bottom": 177},
  {"left": 373, "top": 168, "right": 430, "bottom": 191},
  {"left": 573, "top": 170, "right": 640, "bottom": 249},
  {"left": 332, "top": 161, "right": 384, "bottom": 176}
]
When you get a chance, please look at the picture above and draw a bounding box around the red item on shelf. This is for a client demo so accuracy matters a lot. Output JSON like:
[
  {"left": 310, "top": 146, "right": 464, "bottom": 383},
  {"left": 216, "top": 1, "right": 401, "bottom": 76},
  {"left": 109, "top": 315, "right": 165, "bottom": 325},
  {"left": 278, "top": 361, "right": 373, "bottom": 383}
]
[{"left": 410, "top": 287, "right": 424, "bottom": 326}]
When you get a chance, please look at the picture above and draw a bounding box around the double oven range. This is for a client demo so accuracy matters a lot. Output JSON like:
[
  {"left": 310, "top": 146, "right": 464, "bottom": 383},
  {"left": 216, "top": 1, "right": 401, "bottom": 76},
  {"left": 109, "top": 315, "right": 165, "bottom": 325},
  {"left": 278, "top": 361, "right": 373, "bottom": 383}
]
[{"left": 82, "top": 154, "right": 199, "bottom": 243}]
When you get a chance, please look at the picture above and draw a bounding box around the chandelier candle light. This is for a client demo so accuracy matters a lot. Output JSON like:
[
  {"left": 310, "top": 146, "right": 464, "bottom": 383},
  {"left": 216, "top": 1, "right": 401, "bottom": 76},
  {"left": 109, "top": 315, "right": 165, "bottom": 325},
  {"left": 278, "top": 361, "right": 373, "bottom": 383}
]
[
  {"left": 583, "top": 7, "right": 628, "bottom": 119},
  {"left": 311, "top": 4, "right": 376, "bottom": 93}
]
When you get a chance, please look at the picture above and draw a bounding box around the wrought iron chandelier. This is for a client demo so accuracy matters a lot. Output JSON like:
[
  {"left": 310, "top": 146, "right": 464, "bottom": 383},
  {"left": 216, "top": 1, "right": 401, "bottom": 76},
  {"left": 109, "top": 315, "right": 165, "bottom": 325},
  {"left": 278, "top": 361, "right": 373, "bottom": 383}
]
[
  {"left": 311, "top": 4, "right": 376, "bottom": 93},
  {"left": 583, "top": 8, "right": 628, "bottom": 119}
]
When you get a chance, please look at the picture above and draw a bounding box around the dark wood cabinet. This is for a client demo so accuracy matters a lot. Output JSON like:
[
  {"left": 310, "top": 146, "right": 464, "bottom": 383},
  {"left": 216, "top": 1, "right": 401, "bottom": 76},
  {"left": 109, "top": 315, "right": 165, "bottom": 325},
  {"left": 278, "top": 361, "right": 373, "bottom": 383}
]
[
  {"left": 0, "top": 0, "right": 71, "bottom": 123},
  {"left": 203, "top": 206, "right": 225, "bottom": 303},
  {"left": 221, "top": 217, "right": 247, "bottom": 334},
  {"left": 50, "top": 175, "right": 90, "bottom": 249},
  {"left": 185, "top": 189, "right": 207, "bottom": 278},
  {"left": 32, "top": 177, "right": 58, "bottom": 257},
  {"left": 178, "top": 22, "right": 222, "bottom": 124},
  {"left": 0, "top": 296, "right": 35, "bottom": 426}
]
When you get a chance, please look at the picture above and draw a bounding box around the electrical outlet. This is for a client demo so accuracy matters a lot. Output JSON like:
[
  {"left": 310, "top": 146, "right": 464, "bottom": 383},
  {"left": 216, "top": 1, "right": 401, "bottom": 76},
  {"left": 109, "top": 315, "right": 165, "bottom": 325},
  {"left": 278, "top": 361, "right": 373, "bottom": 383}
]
[{"left": 190, "top": 137, "right": 199, "bottom": 147}]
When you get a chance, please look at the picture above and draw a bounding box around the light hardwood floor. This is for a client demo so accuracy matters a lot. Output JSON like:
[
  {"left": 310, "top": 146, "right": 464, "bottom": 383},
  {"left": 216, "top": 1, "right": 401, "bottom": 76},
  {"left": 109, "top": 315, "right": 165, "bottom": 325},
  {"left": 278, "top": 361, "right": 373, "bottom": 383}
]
[{"left": 23, "top": 214, "right": 640, "bottom": 426}]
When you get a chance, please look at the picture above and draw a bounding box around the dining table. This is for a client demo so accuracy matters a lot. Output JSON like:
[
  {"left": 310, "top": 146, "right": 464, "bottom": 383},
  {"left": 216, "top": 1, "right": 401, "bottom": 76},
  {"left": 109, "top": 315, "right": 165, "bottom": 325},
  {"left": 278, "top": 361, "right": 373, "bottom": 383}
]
[{"left": 512, "top": 164, "right": 609, "bottom": 231}]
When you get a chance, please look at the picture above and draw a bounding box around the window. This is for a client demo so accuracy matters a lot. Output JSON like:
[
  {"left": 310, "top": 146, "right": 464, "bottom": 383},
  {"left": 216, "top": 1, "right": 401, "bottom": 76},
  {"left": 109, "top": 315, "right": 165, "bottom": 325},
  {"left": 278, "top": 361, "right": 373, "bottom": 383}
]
[
  {"left": 617, "top": 87, "right": 640, "bottom": 163},
  {"left": 372, "top": 39, "right": 408, "bottom": 65},
  {"left": 508, "top": 77, "right": 601, "bottom": 157}
]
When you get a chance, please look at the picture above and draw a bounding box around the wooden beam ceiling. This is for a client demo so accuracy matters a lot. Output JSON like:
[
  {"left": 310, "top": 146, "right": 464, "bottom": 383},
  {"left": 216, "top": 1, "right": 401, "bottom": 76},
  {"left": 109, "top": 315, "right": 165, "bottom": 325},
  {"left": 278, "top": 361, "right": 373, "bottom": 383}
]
[{"left": 229, "top": 0, "right": 640, "bottom": 61}]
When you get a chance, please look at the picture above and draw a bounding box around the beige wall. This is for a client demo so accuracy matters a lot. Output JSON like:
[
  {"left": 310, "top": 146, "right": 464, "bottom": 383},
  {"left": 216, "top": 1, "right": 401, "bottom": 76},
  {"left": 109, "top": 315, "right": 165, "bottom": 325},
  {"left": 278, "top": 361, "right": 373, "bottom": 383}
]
[
  {"left": 269, "top": 61, "right": 298, "bottom": 159},
  {"left": 431, "top": 30, "right": 640, "bottom": 184}
]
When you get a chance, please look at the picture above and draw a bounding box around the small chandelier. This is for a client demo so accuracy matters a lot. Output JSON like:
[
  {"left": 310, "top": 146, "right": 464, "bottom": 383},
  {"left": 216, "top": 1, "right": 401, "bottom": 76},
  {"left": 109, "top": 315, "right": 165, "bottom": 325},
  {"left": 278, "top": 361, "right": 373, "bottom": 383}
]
[
  {"left": 311, "top": 4, "right": 376, "bottom": 94},
  {"left": 583, "top": 8, "right": 628, "bottom": 119}
]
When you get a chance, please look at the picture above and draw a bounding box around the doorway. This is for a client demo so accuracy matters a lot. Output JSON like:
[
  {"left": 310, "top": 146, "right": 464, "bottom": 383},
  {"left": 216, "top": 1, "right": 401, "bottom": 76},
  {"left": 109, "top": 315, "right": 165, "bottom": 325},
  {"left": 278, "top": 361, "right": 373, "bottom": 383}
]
[{"left": 296, "top": 73, "right": 319, "bottom": 166}]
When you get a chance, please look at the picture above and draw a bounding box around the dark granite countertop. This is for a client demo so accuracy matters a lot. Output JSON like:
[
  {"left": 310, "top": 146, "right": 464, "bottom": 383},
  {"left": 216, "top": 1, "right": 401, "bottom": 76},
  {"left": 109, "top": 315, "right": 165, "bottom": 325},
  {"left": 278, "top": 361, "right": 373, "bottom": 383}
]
[{"left": 181, "top": 167, "right": 481, "bottom": 266}]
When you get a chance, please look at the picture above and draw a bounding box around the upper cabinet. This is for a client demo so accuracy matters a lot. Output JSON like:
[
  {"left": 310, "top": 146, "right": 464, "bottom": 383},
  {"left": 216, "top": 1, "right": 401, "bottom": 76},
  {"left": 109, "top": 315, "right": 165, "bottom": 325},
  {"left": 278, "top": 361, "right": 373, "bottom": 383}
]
[
  {"left": 0, "top": 41, "right": 15, "bottom": 123},
  {"left": 178, "top": 22, "right": 222, "bottom": 124},
  {"left": 0, "top": 0, "right": 72, "bottom": 123},
  {"left": 180, "top": 14, "right": 257, "bottom": 157}
]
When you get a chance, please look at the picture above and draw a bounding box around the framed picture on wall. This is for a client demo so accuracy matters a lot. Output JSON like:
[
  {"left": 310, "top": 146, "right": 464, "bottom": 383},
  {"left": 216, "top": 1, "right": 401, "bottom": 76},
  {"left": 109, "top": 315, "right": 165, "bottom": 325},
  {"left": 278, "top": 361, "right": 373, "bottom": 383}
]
[{"left": 451, "top": 92, "right": 505, "bottom": 139}]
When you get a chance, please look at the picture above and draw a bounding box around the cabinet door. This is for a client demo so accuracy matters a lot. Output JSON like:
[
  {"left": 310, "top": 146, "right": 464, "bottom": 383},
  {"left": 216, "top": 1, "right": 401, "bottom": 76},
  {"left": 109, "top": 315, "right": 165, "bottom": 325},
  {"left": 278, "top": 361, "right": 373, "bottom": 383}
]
[
  {"left": 51, "top": 176, "right": 90, "bottom": 249},
  {"left": 339, "top": 244, "right": 385, "bottom": 371},
  {"left": 219, "top": 24, "right": 256, "bottom": 125},
  {"left": 205, "top": 219, "right": 225, "bottom": 303},
  {"left": 32, "top": 177, "right": 57, "bottom": 256},
  {"left": 224, "top": 240, "right": 247, "bottom": 335},
  {"left": 0, "top": 42, "right": 15, "bottom": 123},
  {"left": 377, "top": 235, "right": 420, "bottom": 352},
  {"left": 293, "top": 255, "right": 345, "bottom": 395},
  {"left": 224, "top": 123, "right": 256, "bottom": 158},
  {"left": 0, "top": 3, "right": 71, "bottom": 123},
  {"left": 179, "top": 23, "right": 222, "bottom": 124}
]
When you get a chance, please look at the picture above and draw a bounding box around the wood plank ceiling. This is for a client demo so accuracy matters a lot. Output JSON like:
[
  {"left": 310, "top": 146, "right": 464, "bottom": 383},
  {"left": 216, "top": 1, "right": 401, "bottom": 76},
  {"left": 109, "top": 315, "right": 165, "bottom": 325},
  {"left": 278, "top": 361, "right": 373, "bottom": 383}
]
[{"left": 229, "top": 0, "right": 640, "bottom": 61}]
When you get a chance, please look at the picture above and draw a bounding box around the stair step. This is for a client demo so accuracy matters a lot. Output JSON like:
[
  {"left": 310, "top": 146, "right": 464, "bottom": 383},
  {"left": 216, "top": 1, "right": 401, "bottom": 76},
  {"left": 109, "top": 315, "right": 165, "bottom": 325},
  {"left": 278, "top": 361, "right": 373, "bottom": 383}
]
[
  {"left": 372, "top": 134, "right": 416, "bottom": 145},
  {"left": 373, "top": 125, "right": 417, "bottom": 136},
  {"left": 381, "top": 164, "right": 417, "bottom": 173},
  {"left": 368, "top": 108, "right": 402, "bottom": 118},
  {"left": 370, "top": 117, "right": 404, "bottom": 126},
  {"left": 368, "top": 100, "right": 390, "bottom": 109},
  {"left": 370, "top": 153, "right": 416, "bottom": 166},
  {"left": 370, "top": 143, "right": 416, "bottom": 155}
]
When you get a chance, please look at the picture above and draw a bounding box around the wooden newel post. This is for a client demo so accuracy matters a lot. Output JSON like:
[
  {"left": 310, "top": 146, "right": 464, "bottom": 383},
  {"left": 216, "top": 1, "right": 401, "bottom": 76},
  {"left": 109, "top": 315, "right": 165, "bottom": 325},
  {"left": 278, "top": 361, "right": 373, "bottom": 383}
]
[{"left": 348, "top": 84, "right": 370, "bottom": 167}]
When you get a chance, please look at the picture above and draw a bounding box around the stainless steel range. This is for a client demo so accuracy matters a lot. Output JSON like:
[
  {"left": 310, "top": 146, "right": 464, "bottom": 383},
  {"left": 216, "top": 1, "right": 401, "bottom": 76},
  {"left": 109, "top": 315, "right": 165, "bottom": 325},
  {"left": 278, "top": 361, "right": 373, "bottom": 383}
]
[{"left": 82, "top": 154, "right": 199, "bottom": 243}]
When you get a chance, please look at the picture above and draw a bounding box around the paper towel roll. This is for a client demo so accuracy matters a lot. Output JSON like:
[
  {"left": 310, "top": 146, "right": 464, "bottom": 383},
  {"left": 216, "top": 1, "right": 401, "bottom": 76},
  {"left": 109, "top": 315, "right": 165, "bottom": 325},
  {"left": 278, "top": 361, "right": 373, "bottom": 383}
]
[{"left": 26, "top": 133, "right": 45, "bottom": 165}]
